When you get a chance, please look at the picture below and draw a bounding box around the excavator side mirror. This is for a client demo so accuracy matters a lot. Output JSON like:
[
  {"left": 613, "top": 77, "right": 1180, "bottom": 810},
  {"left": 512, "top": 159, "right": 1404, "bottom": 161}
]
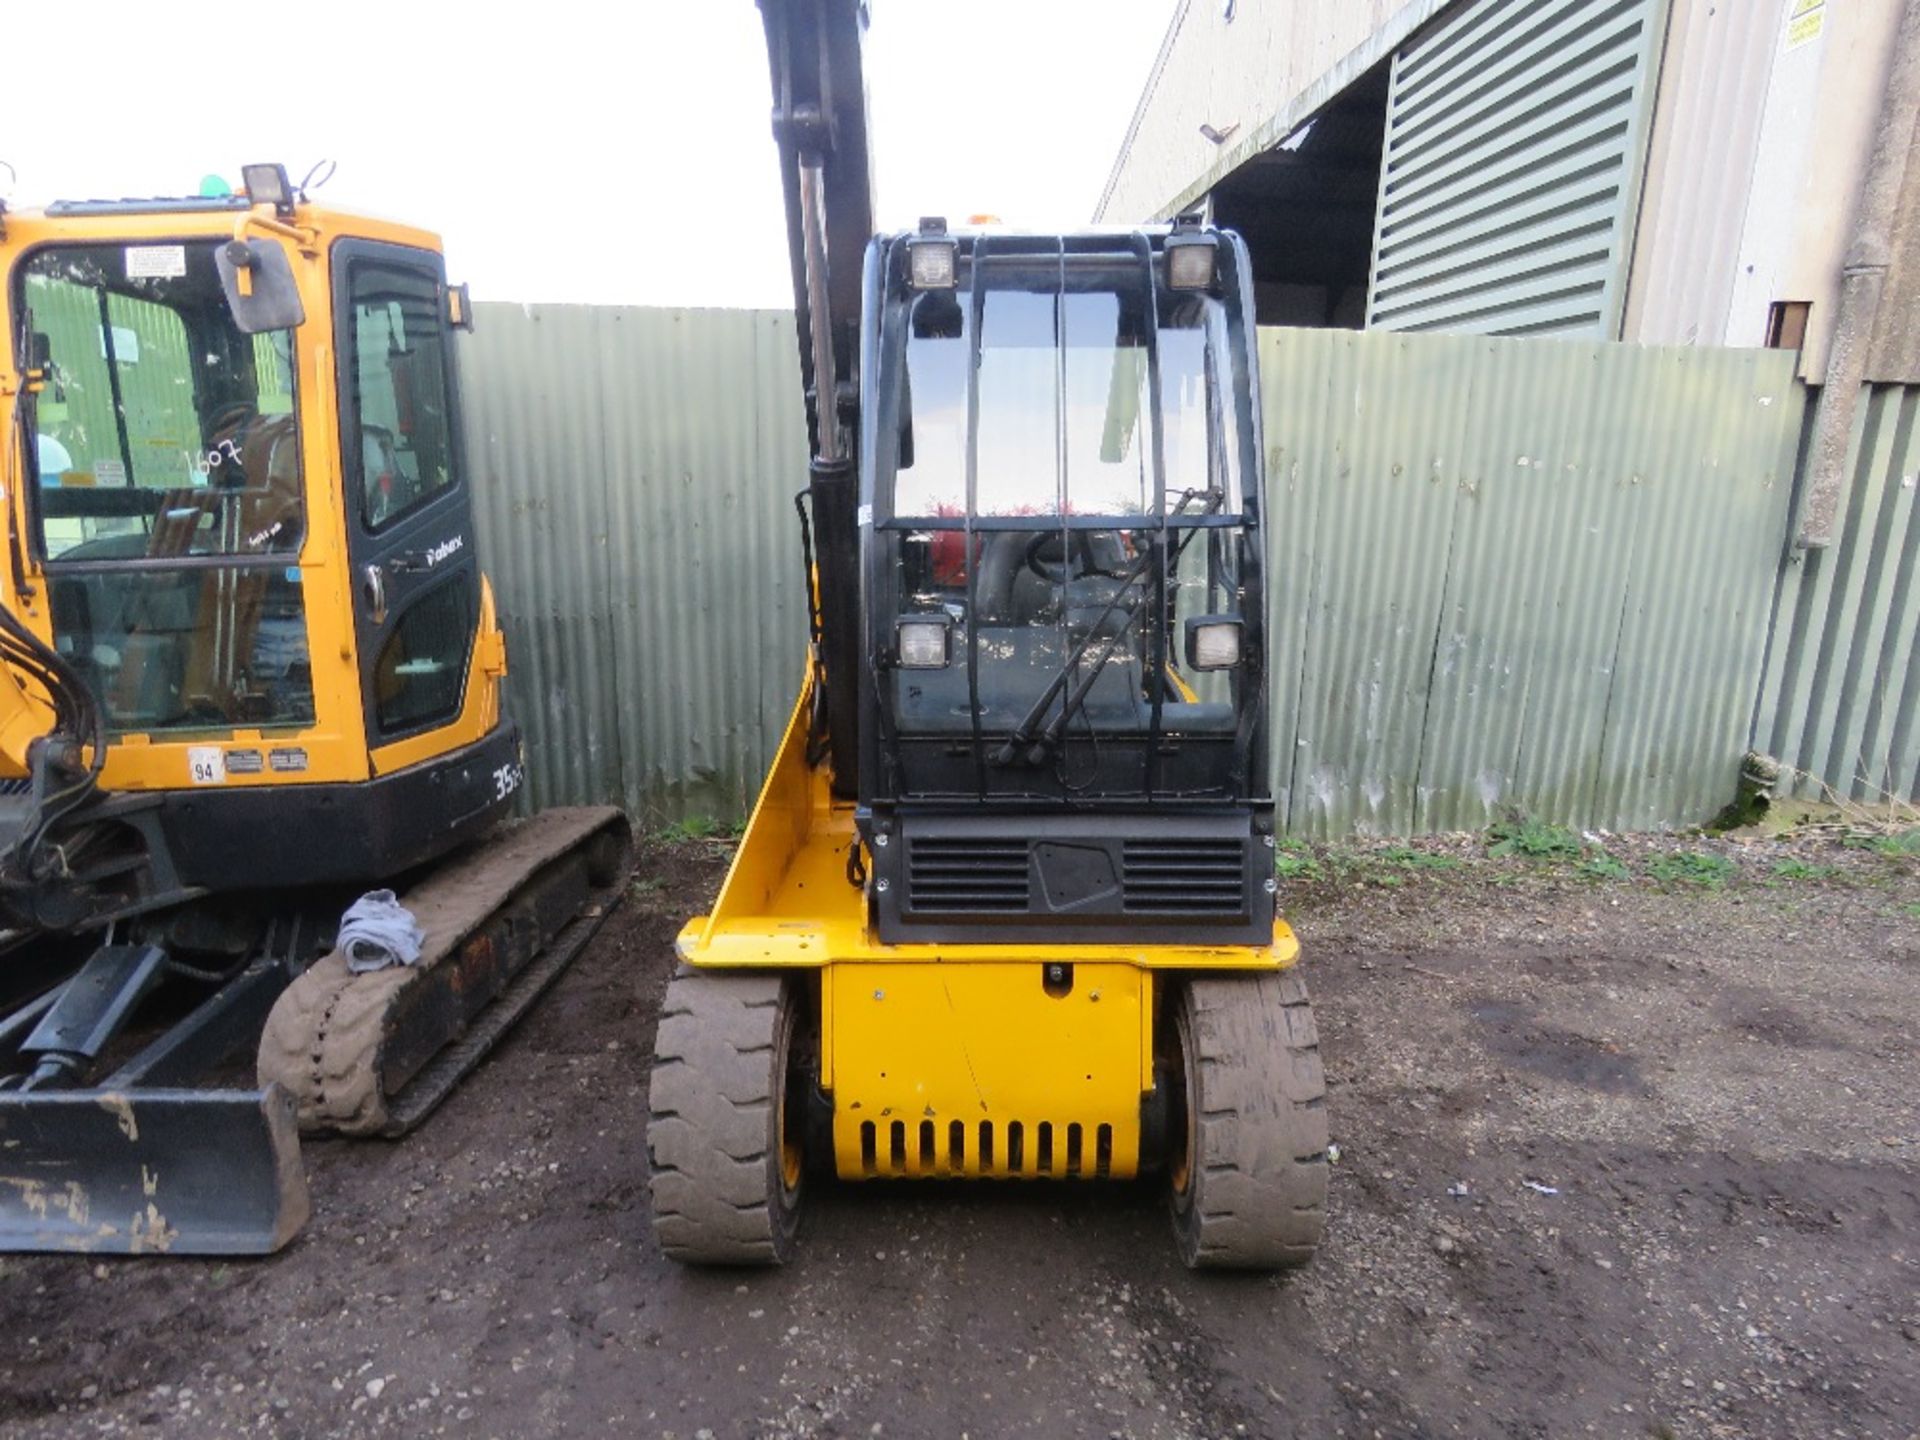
[{"left": 216, "top": 240, "right": 305, "bottom": 335}]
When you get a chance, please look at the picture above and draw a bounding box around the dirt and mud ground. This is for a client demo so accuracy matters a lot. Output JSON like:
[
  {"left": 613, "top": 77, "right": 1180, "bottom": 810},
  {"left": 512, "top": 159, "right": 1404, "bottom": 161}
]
[{"left": 1, "top": 827, "right": 1915, "bottom": 1440}]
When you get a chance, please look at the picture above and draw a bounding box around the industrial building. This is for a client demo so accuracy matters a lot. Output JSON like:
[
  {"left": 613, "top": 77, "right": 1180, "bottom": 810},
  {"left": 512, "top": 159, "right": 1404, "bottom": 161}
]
[{"left": 1098, "top": 0, "right": 1918, "bottom": 386}]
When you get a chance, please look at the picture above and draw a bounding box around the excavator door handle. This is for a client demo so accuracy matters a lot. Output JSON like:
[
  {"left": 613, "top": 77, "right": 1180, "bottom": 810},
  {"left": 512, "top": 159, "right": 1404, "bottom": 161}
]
[{"left": 361, "top": 563, "right": 388, "bottom": 625}]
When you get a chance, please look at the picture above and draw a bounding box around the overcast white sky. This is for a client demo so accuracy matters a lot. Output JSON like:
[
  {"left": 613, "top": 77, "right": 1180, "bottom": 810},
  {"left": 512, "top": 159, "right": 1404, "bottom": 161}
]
[{"left": 4, "top": 1, "right": 1173, "bottom": 309}]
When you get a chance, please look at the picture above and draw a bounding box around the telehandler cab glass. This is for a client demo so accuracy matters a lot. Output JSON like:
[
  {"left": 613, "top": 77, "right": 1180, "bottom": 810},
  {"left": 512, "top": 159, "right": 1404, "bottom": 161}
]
[
  {"left": 874, "top": 239, "right": 1261, "bottom": 802},
  {"left": 16, "top": 239, "right": 313, "bottom": 734}
]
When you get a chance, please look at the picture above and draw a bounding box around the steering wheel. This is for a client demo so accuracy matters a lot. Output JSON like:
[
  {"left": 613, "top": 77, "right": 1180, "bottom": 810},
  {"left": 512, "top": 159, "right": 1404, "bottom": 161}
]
[{"left": 1023, "top": 531, "right": 1098, "bottom": 584}]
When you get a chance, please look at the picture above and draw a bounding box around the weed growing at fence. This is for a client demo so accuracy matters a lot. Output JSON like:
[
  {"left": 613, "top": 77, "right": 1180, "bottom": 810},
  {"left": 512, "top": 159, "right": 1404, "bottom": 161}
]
[
  {"left": 1376, "top": 846, "right": 1465, "bottom": 871},
  {"left": 1577, "top": 853, "right": 1630, "bottom": 881},
  {"left": 655, "top": 814, "right": 738, "bottom": 844},
  {"left": 1486, "top": 816, "right": 1583, "bottom": 860},
  {"left": 1770, "top": 859, "right": 1839, "bottom": 881},
  {"left": 1275, "top": 850, "right": 1322, "bottom": 881},
  {"left": 1648, "top": 851, "right": 1737, "bottom": 888},
  {"left": 1845, "top": 826, "right": 1920, "bottom": 858}
]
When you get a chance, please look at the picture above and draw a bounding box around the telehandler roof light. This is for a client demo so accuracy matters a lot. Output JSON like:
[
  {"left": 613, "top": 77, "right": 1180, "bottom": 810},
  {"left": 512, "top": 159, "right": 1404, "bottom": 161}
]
[
  {"left": 907, "top": 236, "right": 958, "bottom": 291},
  {"left": 241, "top": 163, "right": 295, "bottom": 218},
  {"left": 1164, "top": 232, "right": 1218, "bottom": 291}
]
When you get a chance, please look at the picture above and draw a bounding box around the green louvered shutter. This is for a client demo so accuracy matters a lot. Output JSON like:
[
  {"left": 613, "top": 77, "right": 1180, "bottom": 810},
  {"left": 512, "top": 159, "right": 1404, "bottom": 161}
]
[{"left": 1365, "top": 0, "right": 1668, "bottom": 337}]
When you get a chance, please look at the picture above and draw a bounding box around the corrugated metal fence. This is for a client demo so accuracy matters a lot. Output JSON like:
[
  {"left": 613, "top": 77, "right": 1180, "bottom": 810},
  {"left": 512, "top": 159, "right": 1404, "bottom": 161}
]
[
  {"left": 1756, "top": 382, "right": 1920, "bottom": 805},
  {"left": 462, "top": 304, "right": 808, "bottom": 819},
  {"left": 460, "top": 304, "right": 1907, "bottom": 831},
  {"left": 1262, "top": 328, "right": 1803, "bottom": 835}
]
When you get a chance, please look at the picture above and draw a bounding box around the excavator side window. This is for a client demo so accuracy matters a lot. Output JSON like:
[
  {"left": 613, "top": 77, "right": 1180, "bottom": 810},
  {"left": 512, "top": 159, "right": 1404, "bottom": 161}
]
[
  {"left": 371, "top": 575, "right": 472, "bottom": 734},
  {"left": 345, "top": 268, "right": 455, "bottom": 531}
]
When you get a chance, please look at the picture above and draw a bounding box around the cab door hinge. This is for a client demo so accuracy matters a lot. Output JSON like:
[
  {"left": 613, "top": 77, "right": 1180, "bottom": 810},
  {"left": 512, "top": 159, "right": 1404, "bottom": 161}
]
[{"left": 478, "top": 626, "right": 508, "bottom": 678}]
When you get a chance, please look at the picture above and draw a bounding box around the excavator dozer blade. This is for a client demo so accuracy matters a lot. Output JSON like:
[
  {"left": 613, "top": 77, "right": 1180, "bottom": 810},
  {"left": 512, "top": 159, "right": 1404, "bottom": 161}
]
[{"left": 0, "top": 1086, "right": 309, "bottom": 1255}]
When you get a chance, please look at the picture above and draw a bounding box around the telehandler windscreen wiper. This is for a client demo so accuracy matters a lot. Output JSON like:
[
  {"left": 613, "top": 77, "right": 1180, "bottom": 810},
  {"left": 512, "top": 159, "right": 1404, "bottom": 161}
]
[
  {"left": 991, "top": 545, "right": 1154, "bottom": 767},
  {"left": 992, "top": 489, "right": 1219, "bottom": 767}
]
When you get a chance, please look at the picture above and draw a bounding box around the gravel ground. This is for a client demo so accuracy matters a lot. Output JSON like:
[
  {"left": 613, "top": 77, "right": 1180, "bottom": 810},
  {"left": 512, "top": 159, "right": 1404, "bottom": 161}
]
[{"left": 0, "top": 827, "right": 1914, "bottom": 1440}]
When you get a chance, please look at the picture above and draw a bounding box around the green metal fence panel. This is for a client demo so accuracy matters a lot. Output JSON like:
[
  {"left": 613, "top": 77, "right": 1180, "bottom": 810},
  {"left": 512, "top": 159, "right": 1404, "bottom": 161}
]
[
  {"left": 1755, "top": 383, "right": 1920, "bottom": 805},
  {"left": 460, "top": 303, "right": 809, "bottom": 822},
  {"left": 1365, "top": 0, "right": 1669, "bottom": 338},
  {"left": 456, "top": 306, "right": 1852, "bottom": 834},
  {"left": 1261, "top": 326, "right": 1806, "bottom": 835}
]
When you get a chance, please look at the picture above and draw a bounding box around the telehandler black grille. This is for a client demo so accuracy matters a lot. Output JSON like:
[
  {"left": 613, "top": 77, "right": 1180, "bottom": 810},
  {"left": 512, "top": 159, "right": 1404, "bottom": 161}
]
[
  {"left": 906, "top": 837, "right": 1029, "bottom": 912},
  {"left": 1121, "top": 839, "right": 1245, "bottom": 914},
  {"left": 858, "top": 1116, "right": 1114, "bottom": 1178}
]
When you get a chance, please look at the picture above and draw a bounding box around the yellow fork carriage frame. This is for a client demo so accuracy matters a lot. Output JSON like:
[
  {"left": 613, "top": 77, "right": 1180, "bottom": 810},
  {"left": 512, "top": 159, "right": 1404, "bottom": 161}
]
[{"left": 650, "top": 675, "right": 1328, "bottom": 1270}]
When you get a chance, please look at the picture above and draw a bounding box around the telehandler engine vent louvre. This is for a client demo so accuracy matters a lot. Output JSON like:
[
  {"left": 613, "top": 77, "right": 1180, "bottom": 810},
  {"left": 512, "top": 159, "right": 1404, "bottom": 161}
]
[
  {"left": 1120, "top": 839, "right": 1246, "bottom": 914},
  {"left": 857, "top": 1116, "right": 1113, "bottom": 1178},
  {"left": 905, "top": 837, "right": 1030, "bottom": 911}
]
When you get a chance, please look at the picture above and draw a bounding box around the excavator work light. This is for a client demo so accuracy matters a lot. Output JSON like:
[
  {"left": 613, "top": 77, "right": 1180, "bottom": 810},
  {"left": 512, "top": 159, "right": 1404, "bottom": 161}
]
[
  {"left": 241, "top": 163, "right": 294, "bottom": 217},
  {"left": 907, "top": 237, "right": 957, "bottom": 290},
  {"left": 1164, "top": 232, "right": 1218, "bottom": 291}
]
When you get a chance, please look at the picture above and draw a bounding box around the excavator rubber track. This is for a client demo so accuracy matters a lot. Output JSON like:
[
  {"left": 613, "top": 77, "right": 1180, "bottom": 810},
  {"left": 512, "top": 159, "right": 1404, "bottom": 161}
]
[
  {"left": 0, "top": 806, "right": 630, "bottom": 1256},
  {"left": 260, "top": 805, "right": 631, "bottom": 1138}
]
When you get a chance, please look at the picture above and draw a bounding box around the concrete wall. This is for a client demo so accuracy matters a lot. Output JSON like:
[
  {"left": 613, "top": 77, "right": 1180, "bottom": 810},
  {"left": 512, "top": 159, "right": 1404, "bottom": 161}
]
[
  {"left": 1619, "top": 0, "right": 1903, "bottom": 376},
  {"left": 1095, "top": 0, "right": 1447, "bottom": 223},
  {"left": 1106, "top": 0, "right": 1912, "bottom": 382}
]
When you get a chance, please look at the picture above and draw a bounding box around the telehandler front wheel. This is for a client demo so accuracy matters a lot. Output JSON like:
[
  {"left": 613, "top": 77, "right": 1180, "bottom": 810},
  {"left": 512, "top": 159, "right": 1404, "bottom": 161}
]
[
  {"left": 1166, "top": 970, "right": 1329, "bottom": 1270},
  {"left": 647, "top": 969, "right": 810, "bottom": 1265}
]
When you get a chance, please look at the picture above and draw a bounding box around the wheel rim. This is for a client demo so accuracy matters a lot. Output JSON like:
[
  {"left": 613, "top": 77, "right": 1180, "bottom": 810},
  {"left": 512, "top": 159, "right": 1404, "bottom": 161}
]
[
  {"left": 1168, "top": 1001, "right": 1198, "bottom": 1207},
  {"left": 775, "top": 1000, "right": 806, "bottom": 1198}
]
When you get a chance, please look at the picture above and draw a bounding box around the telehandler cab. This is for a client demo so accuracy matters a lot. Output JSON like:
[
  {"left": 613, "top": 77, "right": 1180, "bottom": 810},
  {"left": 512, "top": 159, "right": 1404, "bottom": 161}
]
[{"left": 646, "top": 0, "right": 1327, "bottom": 1268}]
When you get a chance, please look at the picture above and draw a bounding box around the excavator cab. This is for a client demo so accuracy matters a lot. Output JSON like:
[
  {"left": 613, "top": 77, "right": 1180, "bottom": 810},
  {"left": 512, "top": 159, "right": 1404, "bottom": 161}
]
[
  {"left": 0, "top": 171, "right": 627, "bottom": 1253},
  {"left": 647, "top": 1, "right": 1326, "bottom": 1270}
]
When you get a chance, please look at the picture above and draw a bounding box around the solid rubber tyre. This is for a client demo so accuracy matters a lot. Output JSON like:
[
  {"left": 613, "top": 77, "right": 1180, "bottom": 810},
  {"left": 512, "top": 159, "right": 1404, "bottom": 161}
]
[
  {"left": 646, "top": 969, "right": 806, "bottom": 1265},
  {"left": 1167, "top": 969, "right": 1329, "bottom": 1270}
]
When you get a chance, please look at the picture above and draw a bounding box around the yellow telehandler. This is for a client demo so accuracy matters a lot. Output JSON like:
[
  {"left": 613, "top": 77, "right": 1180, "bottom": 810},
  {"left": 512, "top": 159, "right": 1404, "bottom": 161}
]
[{"left": 646, "top": 0, "right": 1327, "bottom": 1269}]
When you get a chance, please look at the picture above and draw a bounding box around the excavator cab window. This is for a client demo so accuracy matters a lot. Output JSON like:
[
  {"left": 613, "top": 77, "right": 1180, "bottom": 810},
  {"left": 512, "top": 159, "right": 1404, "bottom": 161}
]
[
  {"left": 14, "top": 240, "right": 314, "bottom": 735},
  {"left": 344, "top": 269, "right": 455, "bottom": 530}
]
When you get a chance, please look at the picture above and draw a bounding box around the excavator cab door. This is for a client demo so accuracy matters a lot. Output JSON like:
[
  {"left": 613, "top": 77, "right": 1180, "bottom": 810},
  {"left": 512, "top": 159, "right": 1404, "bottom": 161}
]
[{"left": 331, "top": 240, "right": 483, "bottom": 756}]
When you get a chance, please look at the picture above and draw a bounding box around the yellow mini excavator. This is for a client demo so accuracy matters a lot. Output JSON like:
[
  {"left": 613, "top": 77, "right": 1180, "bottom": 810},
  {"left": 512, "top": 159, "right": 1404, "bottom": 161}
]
[
  {"left": 0, "top": 167, "right": 628, "bottom": 1253},
  {"left": 645, "top": 1, "right": 1327, "bottom": 1268}
]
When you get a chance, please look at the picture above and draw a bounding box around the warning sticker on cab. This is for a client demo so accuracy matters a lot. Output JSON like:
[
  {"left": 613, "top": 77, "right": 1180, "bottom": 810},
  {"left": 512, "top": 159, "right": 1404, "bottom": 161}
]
[
  {"left": 187, "top": 746, "right": 226, "bottom": 785},
  {"left": 1785, "top": 0, "right": 1825, "bottom": 50},
  {"left": 126, "top": 245, "right": 187, "bottom": 280}
]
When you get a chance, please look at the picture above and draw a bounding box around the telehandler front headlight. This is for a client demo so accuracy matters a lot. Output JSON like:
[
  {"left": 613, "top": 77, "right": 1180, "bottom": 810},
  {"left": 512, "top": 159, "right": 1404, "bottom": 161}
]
[
  {"left": 897, "top": 616, "right": 953, "bottom": 669},
  {"left": 1184, "top": 616, "right": 1242, "bottom": 670}
]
